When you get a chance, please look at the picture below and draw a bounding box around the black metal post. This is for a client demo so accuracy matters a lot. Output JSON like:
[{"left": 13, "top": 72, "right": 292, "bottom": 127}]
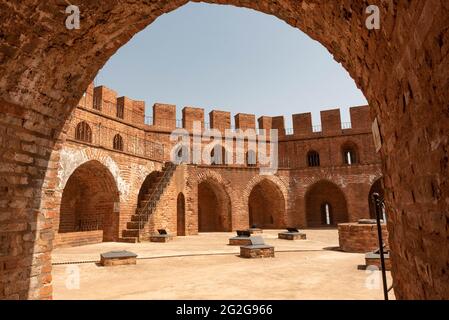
[{"left": 371, "top": 192, "right": 389, "bottom": 300}]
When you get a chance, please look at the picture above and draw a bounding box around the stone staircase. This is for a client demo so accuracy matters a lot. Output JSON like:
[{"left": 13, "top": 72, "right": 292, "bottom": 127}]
[{"left": 119, "top": 162, "right": 177, "bottom": 243}]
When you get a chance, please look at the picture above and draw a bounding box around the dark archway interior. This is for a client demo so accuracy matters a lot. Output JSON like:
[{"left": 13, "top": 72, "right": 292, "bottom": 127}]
[
  {"left": 177, "top": 192, "right": 186, "bottom": 236},
  {"left": 198, "top": 180, "right": 231, "bottom": 232},
  {"left": 248, "top": 180, "right": 285, "bottom": 228},
  {"left": 305, "top": 180, "right": 348, "bottom": 227},
  {"left": 59, "top": 161, "right": 119, "bottom": 241}
]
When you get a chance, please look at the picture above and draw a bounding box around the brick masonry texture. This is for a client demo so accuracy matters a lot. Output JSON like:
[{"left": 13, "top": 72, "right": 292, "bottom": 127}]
[
  {"left": 338, "top": 223, "right": 389, "bottom": 253},
  {"left": 240, "top": 246, "right": 275, "bottom": 259},
  {"left": 0, "top": 1, "right": 448, "bottom": 300}
]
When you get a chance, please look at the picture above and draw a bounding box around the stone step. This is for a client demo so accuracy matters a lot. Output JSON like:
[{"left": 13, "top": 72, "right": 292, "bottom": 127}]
[
  {"left": 127, "top": 221, "right": 140, "bottom": 229},
  {"left": 122, "top": 229, "right": 140, "bottom": 238},
  {"left": 143, "top": 190, "right": 157, "bottom": 200},
  {"left": 131, "top": 215, "right": 147, "bottom": 222},
  {"left": 118, "top": 237, "right": 138, "bottom": 244},
  {"left": 139, "top": 200, "right": 154, "bottom": 209}
]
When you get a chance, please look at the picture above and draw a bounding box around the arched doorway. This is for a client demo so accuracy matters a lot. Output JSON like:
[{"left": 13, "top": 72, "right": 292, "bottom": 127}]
[
  {"left": 177, "top": 193, "right": 186, "bottom": 236},
  {"left": 1, "top": 0, "right": 447, "bottom": 301},
  {"left": 198, "top": 179, "right": 231, "bottom": 232},
  {"left": 369, "top": 178, "right": 386, "bottom": 220},
  {"left": 59, "top": 160, "right": 120, "bottom": 242},
  {"left": 248, "top": 179, "right": 285, "bottom": 228},
  {"left": 305, "top": 180, "right": 348, "bottom": 227}
]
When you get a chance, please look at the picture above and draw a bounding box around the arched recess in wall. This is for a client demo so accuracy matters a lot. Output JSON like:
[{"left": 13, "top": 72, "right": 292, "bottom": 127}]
[
  {"left": 368, "top": 178, "right": 386, "bottom": 220},
  {"left": 305, "top": 180, "right": 348, "bottom": 227},
  {"left": 248, "top": 179, "right": 285, "bottom": 229},
  {"left": 59, "top": 160, "right": 120, "bottom": 242},
  {"left": 177, "top": 192, "right": 186, "bottom": 236},
  {"left": 198, "top": 178, "right": 232, "bottom": 232}
]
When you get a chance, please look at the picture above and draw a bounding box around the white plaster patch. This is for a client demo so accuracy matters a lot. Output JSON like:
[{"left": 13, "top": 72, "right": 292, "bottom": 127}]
[
  {"left": 57, "top": 148, "right": 88, "bottom": 190},
  {"left": 57, "top": 147, "right": 131, "bottom": 200}
]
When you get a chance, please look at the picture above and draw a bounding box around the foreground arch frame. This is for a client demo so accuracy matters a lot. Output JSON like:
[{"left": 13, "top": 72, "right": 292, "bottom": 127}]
[{"left": 0, "top": 1, "right": 448, "bottom": 299}]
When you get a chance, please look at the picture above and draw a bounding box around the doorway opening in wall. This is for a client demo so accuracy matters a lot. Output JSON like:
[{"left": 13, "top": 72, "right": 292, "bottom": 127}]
[
  {"left": 198, "top": 179, "right": 232, "bottom": 232},
  {"left": 177, "top": 192, "right": 186, "bottom": 236},
  {"left": 305, "top": 180, "right": 349, "bottom": 227},
  {"left": 248, "top": 179, "right": 285, "bottom": 229},
  {"left": 321, "top": 203, "right": 333, "bottom": 225}
]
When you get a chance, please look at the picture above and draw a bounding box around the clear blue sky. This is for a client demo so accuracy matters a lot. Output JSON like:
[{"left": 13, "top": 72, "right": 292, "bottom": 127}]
[{"left": 95, "top": 2, "right": 367, "bottom": 128}]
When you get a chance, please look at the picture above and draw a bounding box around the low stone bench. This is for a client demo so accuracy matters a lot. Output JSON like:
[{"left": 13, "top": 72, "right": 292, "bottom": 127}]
[
  {"left": 365, "top": 248, "right": 391, "bottom": 271},
  {"left": 240, "top": 236, "right": 274, "bottom": 258},
  {"left": 100, "top": 250, "right": 137, "bottom": 267},
  {"left": 229, "top": 230, "right": 252, "bottom": 245},
  {"left": 278, "top": 227, "right": 307, "bottom": 240},
  {"left": 150, "top": 229, "right": 174, "bottom": 243}
]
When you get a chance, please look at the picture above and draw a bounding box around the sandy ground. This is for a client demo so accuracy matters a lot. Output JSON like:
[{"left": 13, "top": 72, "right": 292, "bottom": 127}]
[{"left": 52, "top": 229, "right": 395, "bottom": 300}]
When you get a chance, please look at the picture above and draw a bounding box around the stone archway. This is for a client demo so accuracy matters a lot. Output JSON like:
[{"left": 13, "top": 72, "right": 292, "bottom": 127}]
[
  {"left": 305, "top": 180, "right": 349, "bottom": 227},
  {"left": 0, "top": 0, "right": 448, "bottom": 300},
  {"left": 248, "top": 179, "right": 286, "bottom": 229},
  {"left": 198, "top": 179, "right": 232, "bottom": 232},
  {"left": 57, "top": 160, "right": 120, "bottom": 245}
]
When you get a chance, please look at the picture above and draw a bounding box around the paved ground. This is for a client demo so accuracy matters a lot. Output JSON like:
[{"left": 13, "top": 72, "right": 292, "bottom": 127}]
[{"left": 52, "top": 229, "right": 395, "bottom": 300}]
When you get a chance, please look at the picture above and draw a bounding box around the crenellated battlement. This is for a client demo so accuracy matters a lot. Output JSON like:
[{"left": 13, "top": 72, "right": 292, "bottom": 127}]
[{"left": 79, "top": 83, "right": 372, "bottom": 138}]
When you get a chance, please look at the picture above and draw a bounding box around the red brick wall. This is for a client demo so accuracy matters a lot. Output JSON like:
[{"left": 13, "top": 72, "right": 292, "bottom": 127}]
[{"left": 54, "top": 231, "right": 103, "bottom": 248}]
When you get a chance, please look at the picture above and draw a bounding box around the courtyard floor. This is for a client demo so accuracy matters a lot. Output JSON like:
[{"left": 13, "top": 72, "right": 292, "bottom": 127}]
[{"left": 52, "top": 229, "right": 395, "bottom": 300}]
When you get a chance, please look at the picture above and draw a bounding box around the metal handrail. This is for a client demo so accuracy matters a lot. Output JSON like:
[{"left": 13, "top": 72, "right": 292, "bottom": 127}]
[{"left": 137, "top": 163, "right": 177, "bottom": 240}]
